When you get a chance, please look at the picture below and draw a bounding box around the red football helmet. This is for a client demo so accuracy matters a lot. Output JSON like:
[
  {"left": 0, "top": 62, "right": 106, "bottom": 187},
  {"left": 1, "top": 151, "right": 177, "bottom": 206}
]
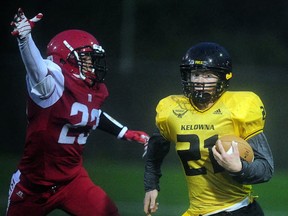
[{"left": 46, "top": 29, "right": 107, "bottom": 86}]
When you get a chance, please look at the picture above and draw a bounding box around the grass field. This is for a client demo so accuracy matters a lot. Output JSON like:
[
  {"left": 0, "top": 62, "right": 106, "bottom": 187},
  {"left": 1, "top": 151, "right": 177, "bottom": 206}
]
[{"left": 1, "top": 153, "right": 287, "bottom": 216}]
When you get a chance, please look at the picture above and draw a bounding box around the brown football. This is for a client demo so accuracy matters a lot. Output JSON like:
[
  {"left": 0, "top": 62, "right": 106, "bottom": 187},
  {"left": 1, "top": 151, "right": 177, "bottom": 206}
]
[{"left": 216, "top": 135, "right": 254, "bottom": 163}]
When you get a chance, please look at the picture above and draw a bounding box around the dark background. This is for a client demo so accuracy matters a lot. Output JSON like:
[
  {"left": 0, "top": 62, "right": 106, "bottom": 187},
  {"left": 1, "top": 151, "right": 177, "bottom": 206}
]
[{"left": 1, "top": 0, "right": 288, "bottom": 173}]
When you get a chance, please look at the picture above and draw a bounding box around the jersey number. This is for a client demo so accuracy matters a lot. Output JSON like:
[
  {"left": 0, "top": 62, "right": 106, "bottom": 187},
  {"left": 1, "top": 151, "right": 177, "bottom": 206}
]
[
  {"left": 58, "top": 102, "right": 99, "bottom": 145},
  {"left": 177, "top": 134, "right": 224, "bottom": 176}
]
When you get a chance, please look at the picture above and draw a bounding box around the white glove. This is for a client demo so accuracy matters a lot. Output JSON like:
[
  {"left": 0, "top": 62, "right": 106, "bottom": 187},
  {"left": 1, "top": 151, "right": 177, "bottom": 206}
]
[{"left": 10, "top": 8, "right": 43, "bottom": 40}]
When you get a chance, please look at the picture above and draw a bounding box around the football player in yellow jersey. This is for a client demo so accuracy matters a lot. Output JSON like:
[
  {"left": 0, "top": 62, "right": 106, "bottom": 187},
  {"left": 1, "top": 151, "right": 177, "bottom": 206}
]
[{"left": 143, "top": 42, "right": 274, "bottom": 216}]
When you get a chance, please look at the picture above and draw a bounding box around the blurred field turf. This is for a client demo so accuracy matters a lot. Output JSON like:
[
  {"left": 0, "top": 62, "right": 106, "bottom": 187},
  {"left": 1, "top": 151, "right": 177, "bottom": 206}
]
[{"left": 1, "top": 153, "right": 287, "bottom": 216}]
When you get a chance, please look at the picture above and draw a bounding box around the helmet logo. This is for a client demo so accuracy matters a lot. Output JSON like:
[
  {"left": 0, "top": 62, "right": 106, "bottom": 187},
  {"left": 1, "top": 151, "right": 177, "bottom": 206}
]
[
  {"left": 185, "top": 58, "right": 208, "bottom": 66},
  {"left": 194, "top": 60, "right": 205, "bottom": 65},
  {"left": 190, "top": 59, "right": 210, "bottom": 67},
  {"left": 226, "top": 72, "right": 232, "bottom": 80}
]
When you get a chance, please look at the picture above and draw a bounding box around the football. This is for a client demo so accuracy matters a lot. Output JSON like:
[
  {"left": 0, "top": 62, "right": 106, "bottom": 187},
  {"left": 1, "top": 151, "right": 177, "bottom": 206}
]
[{"left": 216, "top": 135, "right": 254, "bottom": 163}]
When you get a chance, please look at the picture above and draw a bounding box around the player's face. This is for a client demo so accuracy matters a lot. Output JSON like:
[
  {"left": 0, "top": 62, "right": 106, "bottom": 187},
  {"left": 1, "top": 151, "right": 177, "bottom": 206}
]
[
  {"left": 81, "top": 55, "right": 94, "bottom": 74},
  {"left": 190, "top": 71, "right": 218, "bottom": 92}
]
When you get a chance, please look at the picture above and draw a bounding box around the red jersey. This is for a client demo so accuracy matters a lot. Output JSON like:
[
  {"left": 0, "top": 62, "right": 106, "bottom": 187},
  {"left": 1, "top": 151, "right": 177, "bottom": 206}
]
[{"left": 18, "top": 64, "right": 108, "bottom": 186}]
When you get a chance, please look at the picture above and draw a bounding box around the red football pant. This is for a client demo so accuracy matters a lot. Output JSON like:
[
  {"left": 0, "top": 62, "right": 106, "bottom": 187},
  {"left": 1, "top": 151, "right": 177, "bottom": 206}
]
[{"left": 6, "top": 168, "right": 120, "bottom": 216}]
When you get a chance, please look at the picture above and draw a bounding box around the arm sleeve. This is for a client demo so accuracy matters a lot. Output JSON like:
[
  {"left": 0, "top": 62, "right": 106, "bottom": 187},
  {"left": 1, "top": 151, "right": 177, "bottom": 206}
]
[
  {"left": 18, "top": 34, "right": 59, "bottom": 100},
  {"left": 18, "top": 34, "right": 49, "bottom": 86},
  {"left": 229, "top": 132, "right": 274, "bottom": 184},
  {"left": 97, "top": 111, "right": 128, "bottom": 138},
  {"left": 144, "top": 130, "right": 170, "bottom": 192}
]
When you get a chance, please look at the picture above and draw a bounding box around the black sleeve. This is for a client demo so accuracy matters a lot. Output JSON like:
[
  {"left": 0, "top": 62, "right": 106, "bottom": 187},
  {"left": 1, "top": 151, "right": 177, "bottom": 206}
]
[
  {"left": 144, "top": 130, "right": 170, "bottom": 192},
  {"left": 228, "top": 132, "right": 274, "bottom": 184},
  {"left": 97, "top": 111, "right": 128, "bottom": 138}
]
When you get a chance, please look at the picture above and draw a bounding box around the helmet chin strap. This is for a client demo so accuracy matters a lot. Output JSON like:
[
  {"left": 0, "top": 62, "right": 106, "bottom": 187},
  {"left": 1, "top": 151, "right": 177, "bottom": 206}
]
[
  {"left": 193, "top": 91, "right": 212, "bottom": 104},
  {"left": 190, "top": 91, "right": 217, "bottom": 110}
]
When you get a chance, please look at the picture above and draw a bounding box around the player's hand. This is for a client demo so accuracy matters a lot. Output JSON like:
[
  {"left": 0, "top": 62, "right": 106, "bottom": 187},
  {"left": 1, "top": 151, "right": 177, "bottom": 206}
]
[
  {"left": 10, "top": 8, "right": 43, "bottom": 39},
  {"left": 124, "top": 130, "right": 149, "bottom": 144},
  {"left": 144, "top": 189, "right": 159, "bottom": 215},
  {"left": 124, "top": 130, "right": 149, "bottom": 157},
  {"left": 212, "top": 140, "right": 242, "bottom": 172}
]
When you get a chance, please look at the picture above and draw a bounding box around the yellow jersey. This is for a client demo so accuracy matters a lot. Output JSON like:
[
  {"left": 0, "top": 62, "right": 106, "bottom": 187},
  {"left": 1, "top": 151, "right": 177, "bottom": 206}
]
[{"left": 155, "top": 91, "right": 266, "bottom": 216}]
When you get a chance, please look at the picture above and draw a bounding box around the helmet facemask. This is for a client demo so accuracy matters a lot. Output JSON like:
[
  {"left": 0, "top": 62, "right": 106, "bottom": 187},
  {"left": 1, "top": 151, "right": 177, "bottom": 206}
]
[
  {"left": 181, "top": 68, "right": 229, "bottom": 108},
  {"left": 65, "top": 42, "right": 107, "bottom": 87}
]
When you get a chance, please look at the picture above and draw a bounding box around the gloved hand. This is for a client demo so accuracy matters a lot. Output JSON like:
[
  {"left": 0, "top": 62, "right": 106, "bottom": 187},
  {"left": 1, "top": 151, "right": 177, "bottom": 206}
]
[
  {"left": 124, "top": 130, "right": 149, "bottom": 158},
  {"left": 10, "top": 8, "right": 43, "bottom": 40}
]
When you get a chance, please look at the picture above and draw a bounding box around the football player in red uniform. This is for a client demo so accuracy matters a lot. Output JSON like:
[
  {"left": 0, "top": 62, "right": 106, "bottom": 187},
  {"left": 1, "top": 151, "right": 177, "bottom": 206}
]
[
  {"left": 143, "top": 42, "right": 274, "bottom": 215},
  {"left": 7, "top": 8, "right": 149, "bottom": 216}
]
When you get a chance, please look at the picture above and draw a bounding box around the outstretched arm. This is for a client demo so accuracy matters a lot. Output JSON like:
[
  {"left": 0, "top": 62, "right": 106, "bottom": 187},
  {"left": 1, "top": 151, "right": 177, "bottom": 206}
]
[
  {"left": 97, "top": 111, "right": 149, "bottom": 145},
  {"left": 11, "top": 8, "right": 45, "bottom": 82},
  {"left": 11, "top": 8, "right": 57, "bottom": 98}
]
